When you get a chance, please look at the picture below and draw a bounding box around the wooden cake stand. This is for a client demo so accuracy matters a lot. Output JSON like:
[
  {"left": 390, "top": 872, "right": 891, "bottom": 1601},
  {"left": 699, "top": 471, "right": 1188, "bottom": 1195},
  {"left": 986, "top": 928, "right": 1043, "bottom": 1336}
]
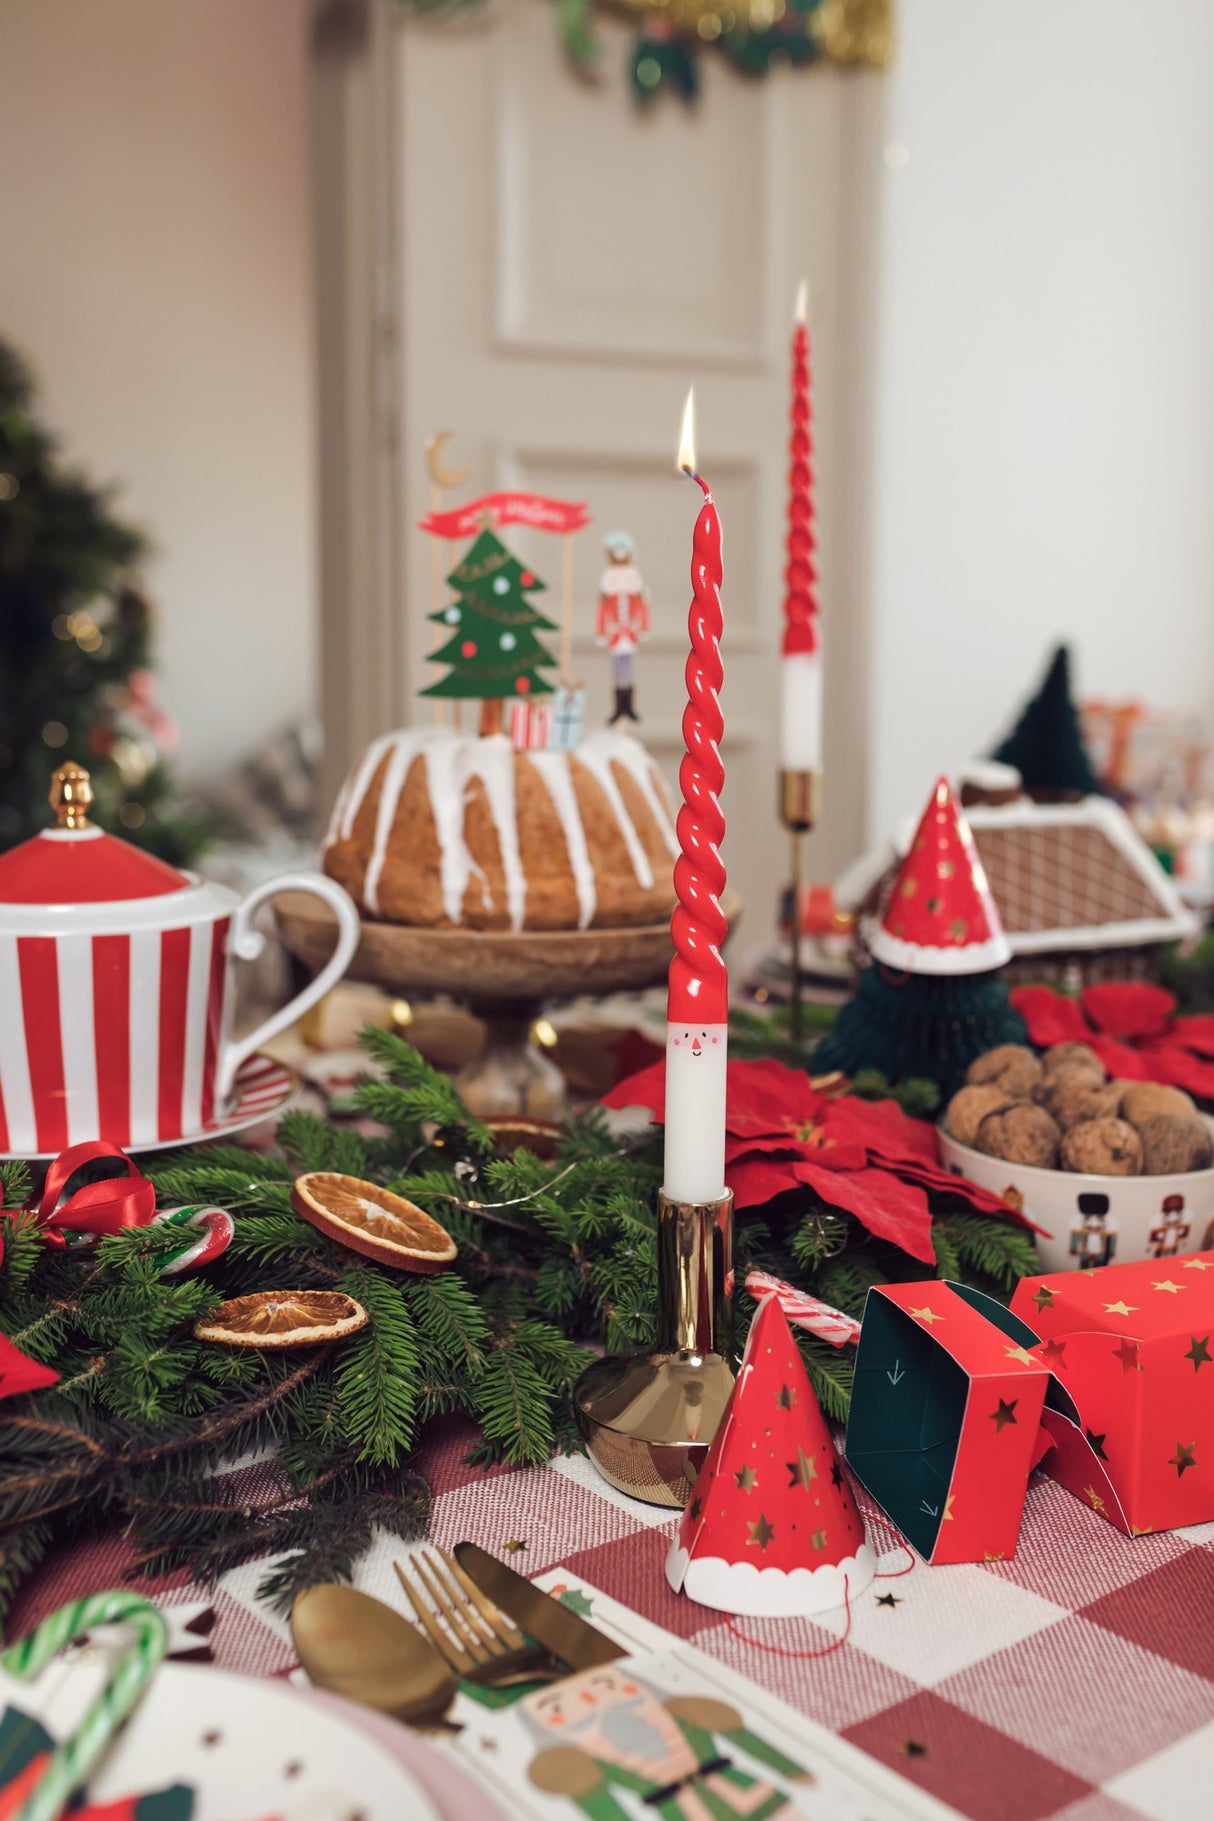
[{"left": 275, "top": 891, "right": 738, "bottom": 1119}]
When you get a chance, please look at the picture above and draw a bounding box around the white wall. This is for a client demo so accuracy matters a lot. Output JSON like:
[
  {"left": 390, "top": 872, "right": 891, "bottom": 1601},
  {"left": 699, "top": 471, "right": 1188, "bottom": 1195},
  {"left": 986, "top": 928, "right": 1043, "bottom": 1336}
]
[
  {"left": 870, "top": 0, "right": 1214, "bottom": 837},
  {"left": 0, "top": 0, "right": 315, "bottom": 784}
]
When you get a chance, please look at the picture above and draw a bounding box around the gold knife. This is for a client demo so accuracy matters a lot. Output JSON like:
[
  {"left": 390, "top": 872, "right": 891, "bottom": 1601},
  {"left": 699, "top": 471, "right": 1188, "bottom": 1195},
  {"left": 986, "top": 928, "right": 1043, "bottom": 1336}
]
[{"left": 453, "top": 1542, "right": 627, "bottom": 1669}]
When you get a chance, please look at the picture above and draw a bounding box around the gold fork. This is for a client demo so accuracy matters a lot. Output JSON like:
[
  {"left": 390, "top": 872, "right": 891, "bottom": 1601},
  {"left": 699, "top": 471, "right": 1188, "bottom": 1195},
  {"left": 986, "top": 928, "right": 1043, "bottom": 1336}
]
[{"left": 393, "top": 1549, "right": 562, "bottom": 1687}]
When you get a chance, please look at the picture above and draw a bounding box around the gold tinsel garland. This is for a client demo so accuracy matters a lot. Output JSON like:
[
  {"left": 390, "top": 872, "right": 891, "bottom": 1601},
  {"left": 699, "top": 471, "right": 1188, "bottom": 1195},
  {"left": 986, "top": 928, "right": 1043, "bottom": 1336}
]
[{"left": 601, "top": 0, "right": 892, "bottom": 66}]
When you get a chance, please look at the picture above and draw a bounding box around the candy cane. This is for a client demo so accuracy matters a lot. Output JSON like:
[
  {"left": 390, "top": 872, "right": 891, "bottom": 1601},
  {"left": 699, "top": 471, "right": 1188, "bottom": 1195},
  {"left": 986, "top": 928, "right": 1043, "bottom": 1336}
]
[
  {"left": 2, "top": 1591, "right": 168, "bottom": 1821},
  {"left": 745, "top": 1269, "right": 861, "bottom": 1348},
  {"left": 151, "top": 1205, "right": 234, "bottom": 1277}
]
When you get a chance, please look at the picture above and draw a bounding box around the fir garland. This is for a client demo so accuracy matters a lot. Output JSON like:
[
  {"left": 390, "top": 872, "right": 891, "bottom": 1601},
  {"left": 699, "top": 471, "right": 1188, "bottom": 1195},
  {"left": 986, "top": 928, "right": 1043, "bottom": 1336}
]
[{"left": 0, "top": 1028, "right": 1036, "bottom": 1625}]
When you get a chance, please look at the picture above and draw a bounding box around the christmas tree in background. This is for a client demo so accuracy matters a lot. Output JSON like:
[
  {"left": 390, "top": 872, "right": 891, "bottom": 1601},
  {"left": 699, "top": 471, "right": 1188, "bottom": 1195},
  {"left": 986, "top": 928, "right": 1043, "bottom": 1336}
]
[
  {"left": 422, "top": 526, "right": 558, "bottom": 736},
  {"left": 815, "top": 777, "right": 1026, "bottom": 1097},
  {"left": 0, "top": 340, "right": 206, "bottom": 863},
  {"left": 991, "top": 644, "right": 1102, "bottom": 802}
]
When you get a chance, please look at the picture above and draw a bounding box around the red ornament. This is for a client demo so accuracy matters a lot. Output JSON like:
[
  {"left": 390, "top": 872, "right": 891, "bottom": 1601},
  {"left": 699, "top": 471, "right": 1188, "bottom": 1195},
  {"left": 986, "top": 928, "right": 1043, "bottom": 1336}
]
[
  {"left": 461, "top": 640, "right": 477, "bottom": 659},
  {"left": 870, "top": 776, "right": 1010, "bottom": 975},
  {"left": 667, "top": 1295, "right": 874, "bottom": 1614},
  {"left": 519, "top": 570, "right": 535, "bottom": 586},
  {"left": 515, "top": 677, "right": 530, "bottom": 694}
]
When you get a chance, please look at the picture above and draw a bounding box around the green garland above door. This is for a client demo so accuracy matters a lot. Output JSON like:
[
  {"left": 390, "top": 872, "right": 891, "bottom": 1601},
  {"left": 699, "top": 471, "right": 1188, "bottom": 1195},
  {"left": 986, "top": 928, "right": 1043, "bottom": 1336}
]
[{"left": 400, "top": 0, "right": 892, "bottom": 104}]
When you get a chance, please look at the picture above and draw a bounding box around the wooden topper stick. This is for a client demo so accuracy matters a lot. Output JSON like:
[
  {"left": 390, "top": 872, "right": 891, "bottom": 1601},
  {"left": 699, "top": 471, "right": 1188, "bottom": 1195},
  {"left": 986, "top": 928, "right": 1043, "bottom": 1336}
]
[
  {"left": 425, "top": 432, "right": 470, "bottom": 728},
  {"left": 561, "top": 532, "right": 574, "bottom": 687}
]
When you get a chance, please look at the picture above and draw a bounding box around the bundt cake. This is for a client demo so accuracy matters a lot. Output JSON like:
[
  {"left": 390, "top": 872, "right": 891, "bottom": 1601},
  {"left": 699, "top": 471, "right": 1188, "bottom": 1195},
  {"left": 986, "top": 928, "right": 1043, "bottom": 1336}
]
[{"left": 322, "top": 728, "right": 679, "bottom": 932}]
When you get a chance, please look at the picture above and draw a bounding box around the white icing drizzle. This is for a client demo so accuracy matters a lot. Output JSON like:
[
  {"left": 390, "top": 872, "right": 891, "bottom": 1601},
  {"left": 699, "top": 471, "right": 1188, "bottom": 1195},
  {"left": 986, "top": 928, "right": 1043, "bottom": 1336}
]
[
  {"left": 607, "top": 732, "right": 679, "bottom": 856},
  {"left": 465, "top": 735, "right": 526, "bottom": 932},
  {"left": 575, "top": 732, "right": 655, "bottom": 889},
  {"left": 326, "top": 724, "right": 673, "bottom": 930},
  {"left": 527, "top": 751, "right": 597, "bottom": 929}
]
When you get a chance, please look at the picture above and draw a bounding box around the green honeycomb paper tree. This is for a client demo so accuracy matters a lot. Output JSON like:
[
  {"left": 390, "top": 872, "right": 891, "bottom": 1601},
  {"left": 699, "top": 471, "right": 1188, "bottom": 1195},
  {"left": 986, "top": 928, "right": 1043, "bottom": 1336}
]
[
  {"left": 422, "top": 527, "right": 558, "bottom": 735},
  {"left": 991, "top": 644, "right": 1103, "bottom": 801}
]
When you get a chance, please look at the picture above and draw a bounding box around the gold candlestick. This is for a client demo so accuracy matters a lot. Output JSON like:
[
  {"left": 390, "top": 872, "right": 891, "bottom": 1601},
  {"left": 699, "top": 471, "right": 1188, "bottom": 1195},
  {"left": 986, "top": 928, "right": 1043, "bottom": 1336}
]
[
  {"left": 574, "top": 1189, "right": 736, "bottom": 1508},
  {"left": 779, "top": 768, "right": 820, "bottom": 1044}
]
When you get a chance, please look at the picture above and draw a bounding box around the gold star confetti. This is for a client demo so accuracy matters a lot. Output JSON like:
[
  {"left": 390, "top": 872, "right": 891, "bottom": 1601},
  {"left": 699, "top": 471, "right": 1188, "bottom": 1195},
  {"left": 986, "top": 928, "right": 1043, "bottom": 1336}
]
[
  {"left": 505, "top": 1537, "right": 528, "bottom": 1553},
  {"left": 1031, "top": 1285, "right": 1057, "bottom": 1312},
  {"left": 875, "top": 1592, "right": 901, "bottom": 1608},
  {"left": 1153, "top": 1280, "right": 1185, "bottom": 1294},
  {"left": 1113, "top": 1339, "right": 1143, "bottom": 1374},
  {"left": 1083, "top": 1485, "right": 1107, "bottom": 1513},
  {"left": 910, "top": 1306, "right": 943, "bottom": 1327},
  {"left": 777, "top": 1383, "right": 796, "bottom": 1410},
  {"left": 734, "top": 1464, "right": 757, "bottom": 1493},
  {"left": 787, "top": 1447, "right": 817, "bottom": 1491},
  {"left": 989, "top": 1398, "right": 1018, "bottom": 1432},
  {"left": 1170, "top": 1442, "right": 1197, "bottom": 1477},
  {"left": 810, "top": 1527, "right": 828, "bottom": 1551},
  {"left": 747, "top": 1512, "right": 776, "bottom": 1551},
  {"left": 1103, "top": 1301, "right": 1138, "bottom": 1317},
  {"left": 1185, "top": 1335, "right": 1212, "bottom": 1371},
  {"left": 1004, "top": 1344, "right": 1037, "bottom": 1367}
]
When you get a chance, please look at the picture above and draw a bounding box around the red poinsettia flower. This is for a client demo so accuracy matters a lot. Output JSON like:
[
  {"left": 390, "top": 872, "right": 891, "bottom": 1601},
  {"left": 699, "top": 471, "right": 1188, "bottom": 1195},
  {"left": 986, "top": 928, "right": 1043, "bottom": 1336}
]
[
  {"left": 602, "top": 1056, "right": 1028, "bottom": 1266},
  {"left": 1011, "top": 982, "right": 1214, "bottom": 1101}
]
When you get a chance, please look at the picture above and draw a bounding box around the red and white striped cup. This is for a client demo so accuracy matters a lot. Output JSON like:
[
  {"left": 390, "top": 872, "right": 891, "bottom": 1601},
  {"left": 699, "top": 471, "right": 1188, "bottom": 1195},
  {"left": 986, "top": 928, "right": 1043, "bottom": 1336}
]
[{"left": 0, "top": 789, "right": 359, "bottom": 1156}]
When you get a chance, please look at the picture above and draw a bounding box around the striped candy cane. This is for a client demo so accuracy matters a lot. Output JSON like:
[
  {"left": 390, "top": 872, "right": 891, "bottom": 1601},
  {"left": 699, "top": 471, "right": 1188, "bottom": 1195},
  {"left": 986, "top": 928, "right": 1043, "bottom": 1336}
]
[
  {"left": 745, "top": 1268, "right": 862, "bottom": 1348},
  {"left": 1, "top": 1591, "right": 168, "bottom": 1821}
]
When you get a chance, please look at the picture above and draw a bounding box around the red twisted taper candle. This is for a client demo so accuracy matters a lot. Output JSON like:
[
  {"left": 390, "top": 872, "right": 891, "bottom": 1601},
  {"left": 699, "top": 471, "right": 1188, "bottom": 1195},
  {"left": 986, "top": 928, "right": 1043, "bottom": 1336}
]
[
  {"left": 779, "top": 280, "right": 823, "bottom": 780},
  {"left": 669, "top": 466, "right": 728, "bottom": 1026},
  {"left": 782, "top": 287, "right": 818, "bottom": 661}
]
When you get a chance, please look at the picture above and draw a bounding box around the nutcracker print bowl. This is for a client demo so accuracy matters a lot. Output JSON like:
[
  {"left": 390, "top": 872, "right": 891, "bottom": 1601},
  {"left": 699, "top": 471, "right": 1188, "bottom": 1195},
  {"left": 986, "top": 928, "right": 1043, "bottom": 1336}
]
[{"left": 938, "top": 1119, "right": 1214, "bottom": 1274}]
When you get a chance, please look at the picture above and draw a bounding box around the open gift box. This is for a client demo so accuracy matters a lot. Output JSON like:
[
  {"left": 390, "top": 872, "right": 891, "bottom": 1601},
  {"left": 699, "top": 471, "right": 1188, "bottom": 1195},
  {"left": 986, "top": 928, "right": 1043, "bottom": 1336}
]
[{"left": 845, "top": 1251, "right": 1214, "bottom": 1560}]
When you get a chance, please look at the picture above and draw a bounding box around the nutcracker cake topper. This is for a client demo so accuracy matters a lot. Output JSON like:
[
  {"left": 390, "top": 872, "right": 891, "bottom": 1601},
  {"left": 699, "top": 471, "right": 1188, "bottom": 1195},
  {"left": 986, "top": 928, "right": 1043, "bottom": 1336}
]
[
  {"left": 667, "top": 1294, "right": 875, "bottom": 1615},
  {"left": 596, "top": 528, "right": 651, "bottom": 725}
]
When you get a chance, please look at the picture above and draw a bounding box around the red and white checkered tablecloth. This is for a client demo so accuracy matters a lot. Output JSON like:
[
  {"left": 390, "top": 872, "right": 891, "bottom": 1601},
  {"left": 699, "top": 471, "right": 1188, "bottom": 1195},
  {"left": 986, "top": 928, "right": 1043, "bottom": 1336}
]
[{"left": 11, "top": 1419, "right": 1213, "bottom": 1821}]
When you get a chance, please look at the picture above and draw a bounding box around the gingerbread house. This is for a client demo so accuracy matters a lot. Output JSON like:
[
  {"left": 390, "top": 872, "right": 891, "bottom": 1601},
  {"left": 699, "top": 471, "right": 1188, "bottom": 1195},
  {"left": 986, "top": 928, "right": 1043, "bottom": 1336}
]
[{"left": 839, "top": 792, "right": 1198, "bottom": 988}]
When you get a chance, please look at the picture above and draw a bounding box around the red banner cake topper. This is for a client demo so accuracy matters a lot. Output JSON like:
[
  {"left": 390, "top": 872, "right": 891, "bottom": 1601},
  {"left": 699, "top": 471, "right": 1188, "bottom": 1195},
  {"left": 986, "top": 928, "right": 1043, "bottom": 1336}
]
[{"left": 417, "top": 491, "right": 590, "bottom": 540}]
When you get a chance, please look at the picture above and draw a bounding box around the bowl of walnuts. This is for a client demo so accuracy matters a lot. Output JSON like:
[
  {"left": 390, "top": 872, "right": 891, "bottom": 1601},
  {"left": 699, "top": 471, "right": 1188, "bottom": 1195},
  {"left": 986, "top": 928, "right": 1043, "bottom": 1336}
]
[{"left": 938, "top": 1041, "right": 1214, "bottom": 1273}]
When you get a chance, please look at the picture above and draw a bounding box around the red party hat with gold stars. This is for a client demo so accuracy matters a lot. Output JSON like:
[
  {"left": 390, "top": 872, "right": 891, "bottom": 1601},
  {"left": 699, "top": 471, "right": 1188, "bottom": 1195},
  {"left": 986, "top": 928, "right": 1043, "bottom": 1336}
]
[
  {"left": 665, "top": 1296, "right": 875, "bottom": 1615},
  {"left": 868, "top": 775, "right": 1010, "bottom": 975}
]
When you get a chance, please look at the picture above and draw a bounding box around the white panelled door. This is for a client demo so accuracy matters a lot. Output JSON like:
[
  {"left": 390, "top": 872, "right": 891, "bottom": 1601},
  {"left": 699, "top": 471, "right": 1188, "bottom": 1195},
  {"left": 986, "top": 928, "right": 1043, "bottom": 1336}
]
[{"left": 319, "top": 0, "right": 884, "bottom": 920}]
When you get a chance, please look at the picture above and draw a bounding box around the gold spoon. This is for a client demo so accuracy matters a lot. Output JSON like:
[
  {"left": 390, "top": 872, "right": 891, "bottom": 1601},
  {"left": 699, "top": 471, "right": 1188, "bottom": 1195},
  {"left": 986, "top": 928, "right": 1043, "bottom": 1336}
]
[{"left": 292, "top": 1583, "right": 458, "bottom": 1729}]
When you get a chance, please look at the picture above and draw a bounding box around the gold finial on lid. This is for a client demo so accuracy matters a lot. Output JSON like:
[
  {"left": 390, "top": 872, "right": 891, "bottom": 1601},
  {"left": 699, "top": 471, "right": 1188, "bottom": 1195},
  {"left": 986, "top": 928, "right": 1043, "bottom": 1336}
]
[{"left": 50, "top": 761, "right": 93, "bottom": 830}]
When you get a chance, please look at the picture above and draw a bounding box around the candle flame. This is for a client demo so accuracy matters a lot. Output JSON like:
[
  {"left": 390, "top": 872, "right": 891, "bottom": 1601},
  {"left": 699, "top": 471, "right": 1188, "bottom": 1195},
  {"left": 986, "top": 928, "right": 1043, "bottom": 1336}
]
[
  {"left": 795, "top": 278, "right": 810, "bottom": 325},
  {"left": 678, "top": 387, "right": 696, "bottom": 475}
]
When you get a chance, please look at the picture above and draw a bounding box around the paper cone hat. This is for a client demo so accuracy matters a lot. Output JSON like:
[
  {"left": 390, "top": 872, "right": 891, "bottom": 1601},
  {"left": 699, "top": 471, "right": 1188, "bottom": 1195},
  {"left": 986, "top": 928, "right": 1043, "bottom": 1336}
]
[
  {"left": 666, "top": 1296, "right": 875, "bottom": 1616},
  {"left": 868, "top": 775, "right": 1011, "bottom": 975}
]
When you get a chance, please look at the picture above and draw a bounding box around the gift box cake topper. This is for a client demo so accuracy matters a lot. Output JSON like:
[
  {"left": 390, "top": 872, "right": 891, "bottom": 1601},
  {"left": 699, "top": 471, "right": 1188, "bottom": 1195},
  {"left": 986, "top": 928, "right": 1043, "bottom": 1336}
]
[{"left": 845, "top": 1280, "right": 1050, "bottom": 1564}]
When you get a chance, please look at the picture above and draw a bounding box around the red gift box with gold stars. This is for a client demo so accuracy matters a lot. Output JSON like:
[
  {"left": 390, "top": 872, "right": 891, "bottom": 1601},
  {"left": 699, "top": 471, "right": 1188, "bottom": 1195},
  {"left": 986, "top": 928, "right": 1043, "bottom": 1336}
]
[
  {"left": 1011, "top": 1249, "right": 1214, "bottom": 1536},
  {"left": 845, "top": 1281, "right": 1051, "bottom": 1564}
]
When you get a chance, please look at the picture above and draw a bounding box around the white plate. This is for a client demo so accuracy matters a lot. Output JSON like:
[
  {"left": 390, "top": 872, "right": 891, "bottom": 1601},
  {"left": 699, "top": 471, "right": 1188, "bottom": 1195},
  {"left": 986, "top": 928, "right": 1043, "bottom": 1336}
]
[
  {"left": 0, "top": 1054, "right": 299, "bottom": 1161},
  {"left": 1, "top": 1656, "right": 439, "bottom": 1820}
]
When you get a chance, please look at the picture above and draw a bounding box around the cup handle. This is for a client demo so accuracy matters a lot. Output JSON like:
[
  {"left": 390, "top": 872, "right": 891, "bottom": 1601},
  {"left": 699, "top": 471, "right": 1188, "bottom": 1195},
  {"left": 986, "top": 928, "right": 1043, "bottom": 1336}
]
[{"left": 217, "top": 872, "right": 360, "bottom": 1104}]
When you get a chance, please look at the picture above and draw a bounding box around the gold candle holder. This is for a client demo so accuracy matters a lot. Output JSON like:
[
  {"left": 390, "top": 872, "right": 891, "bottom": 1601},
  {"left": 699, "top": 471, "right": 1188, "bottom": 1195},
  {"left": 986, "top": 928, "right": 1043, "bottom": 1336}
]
[
  {"left": 779, "top": 768, "right": 820, "bottom": 1044},
  {"left": 574, "top": 1189, "right": 736, "bottom": 1508}
]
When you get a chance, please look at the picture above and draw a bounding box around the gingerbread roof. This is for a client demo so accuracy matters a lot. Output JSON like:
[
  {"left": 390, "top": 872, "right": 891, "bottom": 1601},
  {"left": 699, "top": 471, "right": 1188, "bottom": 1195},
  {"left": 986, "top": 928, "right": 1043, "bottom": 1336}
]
[{"left": 838, "top": 794, "right": 1196, "bottom": 957}]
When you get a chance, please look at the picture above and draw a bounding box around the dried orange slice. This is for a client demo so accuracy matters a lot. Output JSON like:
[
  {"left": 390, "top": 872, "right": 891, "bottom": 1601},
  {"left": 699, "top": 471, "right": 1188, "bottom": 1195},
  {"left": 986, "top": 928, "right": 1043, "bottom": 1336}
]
[
  {"left": 194, "top": 1289, "right": 368, "bottom": 1349},
  {"left": 290, "top": 1173, "right": 457, "bottom": 1274}
]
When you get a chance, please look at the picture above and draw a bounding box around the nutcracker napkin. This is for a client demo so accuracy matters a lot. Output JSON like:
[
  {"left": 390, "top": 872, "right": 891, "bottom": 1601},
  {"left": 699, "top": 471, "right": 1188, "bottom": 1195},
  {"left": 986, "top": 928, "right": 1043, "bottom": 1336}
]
[{"left": 666, "top": 1296, "right": 875, "bottom": 1615}]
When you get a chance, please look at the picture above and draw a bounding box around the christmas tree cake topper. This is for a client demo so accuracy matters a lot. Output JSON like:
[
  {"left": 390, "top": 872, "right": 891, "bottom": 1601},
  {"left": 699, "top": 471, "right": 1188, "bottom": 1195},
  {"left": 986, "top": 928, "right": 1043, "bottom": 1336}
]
[
  {"left": 868, "top": 775, "right": 1011, "bottom": 976},
  {"left": 666, "top": 1294, "right": 875, "bottom": 1615},
  {"left": 421, "top": 526, "right": 559, "bottom": 736}
]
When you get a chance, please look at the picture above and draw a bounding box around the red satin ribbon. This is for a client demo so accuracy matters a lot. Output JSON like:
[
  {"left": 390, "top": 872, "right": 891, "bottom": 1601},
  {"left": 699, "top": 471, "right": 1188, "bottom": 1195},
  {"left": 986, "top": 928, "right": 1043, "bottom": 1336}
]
[{"left": 33, "top": 1141, "right": 157, "bottom": 1247}]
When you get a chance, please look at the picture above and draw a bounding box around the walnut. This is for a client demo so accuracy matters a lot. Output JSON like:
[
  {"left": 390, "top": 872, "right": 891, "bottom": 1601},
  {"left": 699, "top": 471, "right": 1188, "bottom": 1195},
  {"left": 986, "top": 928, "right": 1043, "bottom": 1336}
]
[
  {"left": 1046, "top": 1079, "right": 1121, "bottom": 1132},
  {"left": 945, "top": 1084, "right": 1017, "bottom": 1148},
  {"left": 974, "top": 1102, "right": 1061, "bottom": 1169},
  {"left": 1060, "top": 1117, "right": 1143, "bottom": 1177},
  {"left": 1040, "top": 1042, "right": 1106, "bottom": 1082},
  {"left": 1137, "top": 1114, "right": 1214, "bottom": 1176},
  {"left": 966, "top": 1044, "right": 1043, "bottom": 1099},
  {"left": 1118, "top": 1081, "right": 1198, "bottom": 1129}
]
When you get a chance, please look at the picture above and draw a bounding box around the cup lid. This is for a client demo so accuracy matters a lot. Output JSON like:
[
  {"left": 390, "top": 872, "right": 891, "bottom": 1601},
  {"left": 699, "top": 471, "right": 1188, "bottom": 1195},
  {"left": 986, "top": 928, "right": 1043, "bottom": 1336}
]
[{"left": 0, "top": 762, "right": 191, "bottom": 905}]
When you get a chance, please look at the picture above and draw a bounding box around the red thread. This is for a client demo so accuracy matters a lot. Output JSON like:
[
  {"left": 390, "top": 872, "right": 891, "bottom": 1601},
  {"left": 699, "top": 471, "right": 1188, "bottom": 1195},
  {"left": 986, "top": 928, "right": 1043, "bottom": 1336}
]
[
  {"left": 669, "top": 470, "right": 728, "bottom": 1026},
  {"left": 875, "top": 1545, "right": 917, "bottom": 1579},
  {"left": 724, "top": 1573, "right": 851, "bottom": 1659},
  {"left": 782, "top": 321, "right": 818, "bottom": 659}
]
